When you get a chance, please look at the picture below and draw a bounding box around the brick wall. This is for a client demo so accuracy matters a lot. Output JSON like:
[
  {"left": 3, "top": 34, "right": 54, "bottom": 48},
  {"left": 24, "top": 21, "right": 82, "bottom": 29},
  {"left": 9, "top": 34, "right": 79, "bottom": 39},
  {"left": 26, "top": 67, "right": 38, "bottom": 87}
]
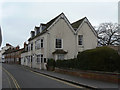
[{"left": 55, "top": 68, "right": 120, "bottom": 83}]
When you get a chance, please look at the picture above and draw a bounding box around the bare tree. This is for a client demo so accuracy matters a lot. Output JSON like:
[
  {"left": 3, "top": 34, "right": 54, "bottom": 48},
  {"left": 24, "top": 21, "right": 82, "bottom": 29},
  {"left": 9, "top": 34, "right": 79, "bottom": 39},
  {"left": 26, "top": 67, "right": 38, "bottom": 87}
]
[{"left": 96, "top": 23, "right": 120, "bottom": 46}]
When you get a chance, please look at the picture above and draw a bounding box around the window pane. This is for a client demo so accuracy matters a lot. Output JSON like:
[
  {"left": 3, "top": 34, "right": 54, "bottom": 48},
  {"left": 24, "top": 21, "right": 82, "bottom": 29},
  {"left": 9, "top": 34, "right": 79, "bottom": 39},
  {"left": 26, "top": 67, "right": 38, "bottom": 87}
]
[
  {"left": 78, "top": 35, "right": 83, "bottom": 45},
  {"left": 41, "top": 39, "right": 43, "bottom": 48},
  {"left": 56, "top": 39, "right": 62, "bottom": 48},
  {"left": 57, "top": 54, "right": 64, "bottom": 60}
]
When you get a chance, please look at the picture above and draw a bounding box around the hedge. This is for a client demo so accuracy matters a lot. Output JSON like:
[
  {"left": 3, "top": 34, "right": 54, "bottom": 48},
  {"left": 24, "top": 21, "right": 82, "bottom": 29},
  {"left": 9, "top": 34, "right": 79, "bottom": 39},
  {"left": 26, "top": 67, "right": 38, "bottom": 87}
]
[
  {"left": 77, "top": 46, "right": 120, "bottom": 72},
  {"left": 47, "top": 59, "right": 55, "bottom": 67},
  {"left": 54, "top": 46, "right": 120, "bottom": 72}
]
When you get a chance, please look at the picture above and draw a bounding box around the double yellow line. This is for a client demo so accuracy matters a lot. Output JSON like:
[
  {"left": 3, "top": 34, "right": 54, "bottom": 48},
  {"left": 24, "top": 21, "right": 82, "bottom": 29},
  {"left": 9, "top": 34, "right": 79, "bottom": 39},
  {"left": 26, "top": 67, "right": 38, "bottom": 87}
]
[{"left": 2, "top": 67, "right": 21, "bottom": 90}]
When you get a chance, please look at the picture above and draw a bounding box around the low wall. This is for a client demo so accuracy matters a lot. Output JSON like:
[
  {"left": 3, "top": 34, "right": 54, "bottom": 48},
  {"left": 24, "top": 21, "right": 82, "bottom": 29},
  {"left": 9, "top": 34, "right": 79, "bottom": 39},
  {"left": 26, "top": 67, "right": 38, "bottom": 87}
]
[{"left": 55, "top": 68, "right": 120, "bottom": 83}]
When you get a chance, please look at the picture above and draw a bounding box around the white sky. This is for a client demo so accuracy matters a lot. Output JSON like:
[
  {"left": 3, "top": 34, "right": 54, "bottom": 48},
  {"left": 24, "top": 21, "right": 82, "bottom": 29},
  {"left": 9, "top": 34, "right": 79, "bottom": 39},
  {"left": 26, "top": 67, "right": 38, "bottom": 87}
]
[{"left": 0, "top": 0, "right": 119, "bottom": 48}]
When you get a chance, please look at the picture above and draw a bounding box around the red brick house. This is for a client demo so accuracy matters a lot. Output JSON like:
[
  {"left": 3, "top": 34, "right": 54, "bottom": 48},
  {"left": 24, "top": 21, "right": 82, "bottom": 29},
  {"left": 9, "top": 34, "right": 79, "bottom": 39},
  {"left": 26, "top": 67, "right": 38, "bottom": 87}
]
[{"left": 3, "top": 46, "right": 24, "bottom": 64}]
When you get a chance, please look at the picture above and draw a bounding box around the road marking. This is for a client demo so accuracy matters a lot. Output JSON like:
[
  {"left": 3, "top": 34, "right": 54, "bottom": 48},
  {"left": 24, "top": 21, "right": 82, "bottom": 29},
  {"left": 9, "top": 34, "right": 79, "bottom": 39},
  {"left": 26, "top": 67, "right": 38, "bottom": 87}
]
[
  {"left": 2, "top": 67, "right": 21, "bottom": 90},
  {"left": 23, "top": 66, "right": 83, "bottom": 88},
  {"left": 6, "top": 75, "right": 12, "bottom": 90}
]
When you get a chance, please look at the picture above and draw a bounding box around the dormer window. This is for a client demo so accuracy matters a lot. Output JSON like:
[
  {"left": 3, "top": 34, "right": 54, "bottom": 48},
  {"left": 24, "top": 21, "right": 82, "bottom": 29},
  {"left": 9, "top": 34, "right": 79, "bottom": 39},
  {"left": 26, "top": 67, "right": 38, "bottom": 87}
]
[
  {"left": 35, "top": 26, "right": 40, "bottom": 35},
  {"left": 40, "top": 24, "right": 46, "bottom": 33},
  {"left": 31, "top": 31, "right": 35, "bottom": 38}
]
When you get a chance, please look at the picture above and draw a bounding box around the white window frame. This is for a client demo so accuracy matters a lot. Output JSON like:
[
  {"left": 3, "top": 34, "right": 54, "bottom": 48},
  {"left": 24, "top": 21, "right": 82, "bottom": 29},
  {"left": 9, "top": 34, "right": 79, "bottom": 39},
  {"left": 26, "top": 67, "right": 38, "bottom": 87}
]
[
  {"left": 78, "top": 35, "right": 83, "bottom": 45},
  {"left": 55, "top": 39, "right": 63, "bottom": 49},
  {"left": 31, "top": 43, "right": 33, "bottom": 50},
  {"left": 40, "top": 39, "right": 44, "bottom": 48},
  {"left": 36, "top": 54, "right": 44, "bottom": 63},
  {"left": 28, "top": 44, "right": 31, "bottom": 51},
  {"left": 36, "top": 55, "right": 40, "bottom": 63},
  {"left": 57, "top": 54, "right": 64, "bottom": 60}
]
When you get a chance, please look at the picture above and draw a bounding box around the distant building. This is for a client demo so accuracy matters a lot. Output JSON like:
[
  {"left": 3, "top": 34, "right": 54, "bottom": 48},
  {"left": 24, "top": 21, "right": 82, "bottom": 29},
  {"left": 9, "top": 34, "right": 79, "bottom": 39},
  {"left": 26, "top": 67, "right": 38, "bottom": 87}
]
[
  {"left": 21, "top": 13, "right": 97, "bottom": 70},
  {"left": 0, "top": 43, "right": 13, "bottom": 63},
  {"left": 3, "top": 45, "right": 24, "bottom": 64}
]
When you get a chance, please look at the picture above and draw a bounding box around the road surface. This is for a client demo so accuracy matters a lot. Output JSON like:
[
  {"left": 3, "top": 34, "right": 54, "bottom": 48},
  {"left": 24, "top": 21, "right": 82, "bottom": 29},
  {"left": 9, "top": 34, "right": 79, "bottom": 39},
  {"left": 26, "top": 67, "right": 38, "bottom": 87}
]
[{"left": 2, "top": 63, "right": 85, "bottom": 89}]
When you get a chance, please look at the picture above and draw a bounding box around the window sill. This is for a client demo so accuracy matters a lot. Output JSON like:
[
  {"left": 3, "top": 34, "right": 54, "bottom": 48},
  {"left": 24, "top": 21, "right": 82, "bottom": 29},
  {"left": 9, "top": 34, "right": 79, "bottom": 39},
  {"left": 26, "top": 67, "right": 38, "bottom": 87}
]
[
  {"left": 78, "top": 45, "right": 84, "bottom": 48},
  {"left": 55, "top": 48, "right": 63, "bottom": 50}
]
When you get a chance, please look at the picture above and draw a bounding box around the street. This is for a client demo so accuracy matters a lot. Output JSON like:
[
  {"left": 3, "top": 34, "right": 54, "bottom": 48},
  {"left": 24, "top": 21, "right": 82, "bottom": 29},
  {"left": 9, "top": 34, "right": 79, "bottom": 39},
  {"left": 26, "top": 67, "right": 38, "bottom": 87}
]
[{"left": 2, "top": 63, "right": 84, "bottom": 89}]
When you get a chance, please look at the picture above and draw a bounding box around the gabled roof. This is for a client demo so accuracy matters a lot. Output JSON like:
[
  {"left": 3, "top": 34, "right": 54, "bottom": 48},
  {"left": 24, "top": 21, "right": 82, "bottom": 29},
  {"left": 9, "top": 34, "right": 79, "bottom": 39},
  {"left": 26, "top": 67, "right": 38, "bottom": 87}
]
[
  {"left": 71, "top": 17, "right": 86, "bottom": 30},
  {"left": 28, "top": 13, "right": 96, "bottom": 41},
  {"left": 28, "top": 13, "right": 63, "bottom": 41},
  {"left": 44, "top": 13, "right": 62, "bottom": 31}
]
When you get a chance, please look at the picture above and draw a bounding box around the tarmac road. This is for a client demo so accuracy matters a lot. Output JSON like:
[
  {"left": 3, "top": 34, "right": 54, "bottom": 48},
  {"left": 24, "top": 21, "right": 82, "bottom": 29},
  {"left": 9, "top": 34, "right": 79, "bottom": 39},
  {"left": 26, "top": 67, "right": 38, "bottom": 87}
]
[{"left": 2, "top": 63, "right": 84, "bottom": 89}]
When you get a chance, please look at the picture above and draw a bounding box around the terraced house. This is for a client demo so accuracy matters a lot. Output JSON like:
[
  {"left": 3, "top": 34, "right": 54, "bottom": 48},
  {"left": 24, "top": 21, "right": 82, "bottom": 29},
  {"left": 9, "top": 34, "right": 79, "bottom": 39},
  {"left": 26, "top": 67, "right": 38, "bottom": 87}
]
[{"left": 21, "top": 13, "right": 97, "bottom": 70}]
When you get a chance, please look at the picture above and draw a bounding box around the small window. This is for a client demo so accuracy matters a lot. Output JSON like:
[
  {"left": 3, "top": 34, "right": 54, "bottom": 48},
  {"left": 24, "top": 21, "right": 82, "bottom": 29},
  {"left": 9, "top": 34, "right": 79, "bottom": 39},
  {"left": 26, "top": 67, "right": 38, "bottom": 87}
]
[
  {"left": 27, "top": 56, "right": 30, "bottom": 63},
  {"left": 31, "top": 43, "right": 33, "bottom": 50},
  {"left": 41, "top": 39, "right": 43, "bottom": 48},
  {"left": 41, "top": 54, "right": 43, "bottom": 63},
  {"left": 24, "top": 58, "right": 26, "bottom": 62},
  {"left": 56, "top": 39, "right": 62, "bottom": 48},
  {"left": 31, "top": 56, "right": 33, "bottom": 62},
  {"left": 44, "top": 58, "right": 47, "bottom": 63},
  {"left": 36, "top": 55, "right": 40, "bottom": 63},
  {"left": 57, "top": 54, "right": 64, "bottom": 60},
  {"left": 78, "top": 35, "right": 83, "bottom": 45}
]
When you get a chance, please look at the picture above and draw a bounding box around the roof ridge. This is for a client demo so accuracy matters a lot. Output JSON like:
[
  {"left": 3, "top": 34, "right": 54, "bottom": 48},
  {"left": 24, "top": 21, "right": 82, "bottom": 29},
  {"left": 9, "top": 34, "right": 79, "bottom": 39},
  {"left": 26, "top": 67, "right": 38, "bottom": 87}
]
[
  {"left": 71, "top": 17, "right": 86, "bottom": 25},
  {"left": 71, "top": 17, "right": 86, "bottom": 29}
]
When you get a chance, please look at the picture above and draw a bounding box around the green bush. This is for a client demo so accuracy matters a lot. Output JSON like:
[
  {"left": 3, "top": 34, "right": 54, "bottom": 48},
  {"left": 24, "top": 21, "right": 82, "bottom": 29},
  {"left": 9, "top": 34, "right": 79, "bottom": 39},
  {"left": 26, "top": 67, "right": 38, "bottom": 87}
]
[
  {"left": 47, "top": 59, "right": 55, "bottom": 67},
  {"left": 77, "top": 46, "right": 120, "bottom": 72},
  {"left": 56, "top": 58, "right": 78, "bottom": 69},
  {"left": 55, "top": 47, "right": 120, "bottom": 72}
]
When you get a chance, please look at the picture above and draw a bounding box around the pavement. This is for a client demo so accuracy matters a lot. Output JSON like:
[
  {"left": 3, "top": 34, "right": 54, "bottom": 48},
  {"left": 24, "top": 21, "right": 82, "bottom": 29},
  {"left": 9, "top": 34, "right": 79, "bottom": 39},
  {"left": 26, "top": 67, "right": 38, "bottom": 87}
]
[{"left": 24, "top": 65, "right": 120, "bottom": 89}]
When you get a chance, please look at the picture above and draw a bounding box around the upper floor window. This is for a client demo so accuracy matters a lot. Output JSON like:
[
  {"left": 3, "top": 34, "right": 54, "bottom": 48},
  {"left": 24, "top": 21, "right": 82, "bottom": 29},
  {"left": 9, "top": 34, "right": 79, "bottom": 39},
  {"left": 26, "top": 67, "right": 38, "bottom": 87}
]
[
  {"left": 28, "top": 44, "right": 31, "bottom": 51},
  {"left": 35, "top": 39, "right": 44, "bottom": 50},
  {"left": 35, "top": 39, "right": 40, "bottom": 49},
  {"left": 56, "top": 39, "right": 62, "bottom": 48},
  {"left": 41, "top": 39, "right": 43, "bottom": 48},
  {"left": 78, "top": 35, "right": 83, "bottom": 45},
  {"left": 31, "top": 43, "right": 33, "bottom": 50}
]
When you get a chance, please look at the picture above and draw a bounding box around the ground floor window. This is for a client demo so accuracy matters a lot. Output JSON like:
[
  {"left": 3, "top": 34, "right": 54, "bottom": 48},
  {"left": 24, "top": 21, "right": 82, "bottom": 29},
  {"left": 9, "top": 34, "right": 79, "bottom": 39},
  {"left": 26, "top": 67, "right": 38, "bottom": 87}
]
[
  {"left": 24, "top": 57, "right": 26, "bottom": 62},
  {"left": 57, "top": 54, "right": 64, "bottom": 60},
  {"left": 31, "top": 56, "right": 33, "bottom": 62},
  {"left": 36, "top": 54, "right": 44, "bottom": 63},
  {"left": 36, "top": 55, "right": 40, "bottom": 63},
  {"left": 41, "top": 54, "right": 43, "bottom": 63},
  {"left": 27, "top": 56, "right": 31, "bottom": 63}
]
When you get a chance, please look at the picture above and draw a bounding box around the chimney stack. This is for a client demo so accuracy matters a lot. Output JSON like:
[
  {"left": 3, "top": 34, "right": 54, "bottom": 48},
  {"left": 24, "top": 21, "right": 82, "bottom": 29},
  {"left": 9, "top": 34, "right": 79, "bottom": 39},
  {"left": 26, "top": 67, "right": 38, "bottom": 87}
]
[
  {"left": 24, "top": 42, "right": 27, "bottom": 48},
  {"left": 16, "top": 45, "right": 19, "bottom": 49}
]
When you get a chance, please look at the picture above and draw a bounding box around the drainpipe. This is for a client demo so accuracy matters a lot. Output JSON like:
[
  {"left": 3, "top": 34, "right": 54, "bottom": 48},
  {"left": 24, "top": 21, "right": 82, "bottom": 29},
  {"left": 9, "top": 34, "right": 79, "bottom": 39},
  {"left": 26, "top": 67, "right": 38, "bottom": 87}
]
[
  {"left": 47, "top": 32, "right": 50, "bottom": 60},
  {"left": 74, "top": 33, "right": 78, "bottom": 58}
]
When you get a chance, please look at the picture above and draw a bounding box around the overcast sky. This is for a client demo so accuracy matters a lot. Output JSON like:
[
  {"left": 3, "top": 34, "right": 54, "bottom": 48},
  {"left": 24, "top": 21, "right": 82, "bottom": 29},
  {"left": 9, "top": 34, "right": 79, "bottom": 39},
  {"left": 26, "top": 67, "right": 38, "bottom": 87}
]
[{"left": 0, "top": 0, "right": 118, "bottom": 48}]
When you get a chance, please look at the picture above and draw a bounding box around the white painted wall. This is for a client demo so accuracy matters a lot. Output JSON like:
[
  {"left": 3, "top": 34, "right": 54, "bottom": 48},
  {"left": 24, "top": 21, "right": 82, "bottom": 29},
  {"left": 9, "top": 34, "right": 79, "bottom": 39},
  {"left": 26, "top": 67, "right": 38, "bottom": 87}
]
[
  {"left": 21, "top": 14, "right": 97, "bottom": 70},
  {"left": 47, "top": 17, "right": 76, "bottom": 60},
  {"left": 77, "top": 22, "right": 97, "bottom": 52}
]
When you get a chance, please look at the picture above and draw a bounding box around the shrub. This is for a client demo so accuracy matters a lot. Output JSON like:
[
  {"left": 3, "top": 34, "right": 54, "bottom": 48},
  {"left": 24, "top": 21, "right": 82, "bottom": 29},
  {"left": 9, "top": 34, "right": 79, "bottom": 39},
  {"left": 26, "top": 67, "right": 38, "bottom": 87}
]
[
  {"left": 77, "top": 46, "right": 120, "bottom": 72},
  {"left": 55, "top": 46, "right": 120, "bottom": 72},
  {"left": 47, "top": 59, "right": 55, "bottom": 67}
]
